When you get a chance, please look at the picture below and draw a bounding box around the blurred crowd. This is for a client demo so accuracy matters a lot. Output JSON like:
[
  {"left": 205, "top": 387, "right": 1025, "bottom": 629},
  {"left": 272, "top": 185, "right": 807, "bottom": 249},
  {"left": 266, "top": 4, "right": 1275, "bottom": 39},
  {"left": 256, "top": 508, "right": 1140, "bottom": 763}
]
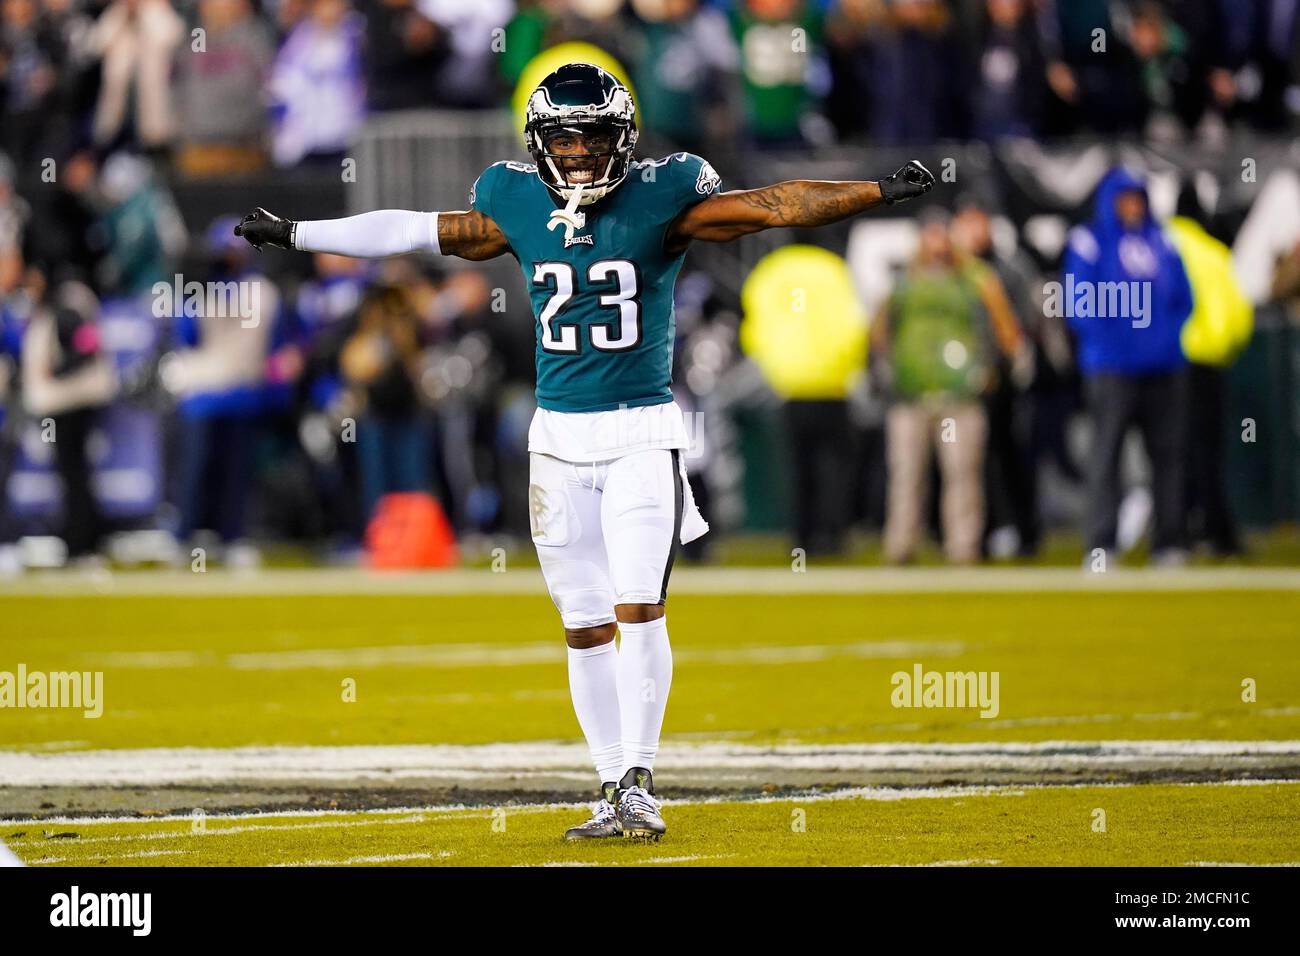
[
  {"left": 0, "top": 0, "right": 1298, "bottom": 569},
  {"left": 0, "top": 0, "right": 1297, "bottom": 173},
  {"left": 868, "top": 175, "right": 1257, "bottom": 567},
  {"left": 735, "top": 166, "right": 1299, "bottom": 568}
]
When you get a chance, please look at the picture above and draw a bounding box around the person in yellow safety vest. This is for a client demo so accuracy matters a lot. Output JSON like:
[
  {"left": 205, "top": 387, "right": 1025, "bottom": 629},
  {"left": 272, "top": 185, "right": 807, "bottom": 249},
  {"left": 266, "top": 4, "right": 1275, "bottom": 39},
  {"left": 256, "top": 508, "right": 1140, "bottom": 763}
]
[
  {"left": 1168, "top": 185, "right": 1254, "bottom": 556},
  {"left": 740, "top": 244, "right": 867, "bottom": 555}
]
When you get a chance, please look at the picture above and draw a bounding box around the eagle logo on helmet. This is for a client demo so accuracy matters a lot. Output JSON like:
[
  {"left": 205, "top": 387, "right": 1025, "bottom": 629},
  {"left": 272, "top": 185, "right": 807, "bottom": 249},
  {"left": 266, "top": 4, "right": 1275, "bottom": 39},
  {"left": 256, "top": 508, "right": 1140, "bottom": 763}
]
[{"left": 524, "top": 63, "right": 638, "bottom": 207}]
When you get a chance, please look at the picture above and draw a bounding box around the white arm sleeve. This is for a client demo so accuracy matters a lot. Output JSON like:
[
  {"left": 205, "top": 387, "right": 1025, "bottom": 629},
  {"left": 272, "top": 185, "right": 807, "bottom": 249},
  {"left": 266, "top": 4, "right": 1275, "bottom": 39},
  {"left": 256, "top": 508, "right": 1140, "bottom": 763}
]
[{"left": 293, "top": 210, "right": 440, "bottom": 258}]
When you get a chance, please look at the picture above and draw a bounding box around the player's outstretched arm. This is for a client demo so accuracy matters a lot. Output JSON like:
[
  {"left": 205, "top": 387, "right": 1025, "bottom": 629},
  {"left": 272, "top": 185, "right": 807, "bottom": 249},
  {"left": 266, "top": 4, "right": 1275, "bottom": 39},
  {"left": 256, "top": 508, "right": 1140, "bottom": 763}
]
[
  {"left": 234, "top": 208, "right": 509, "bottom": 261},
  {"left": 666, "top": 160, "right": 935, "bottom": 252}
]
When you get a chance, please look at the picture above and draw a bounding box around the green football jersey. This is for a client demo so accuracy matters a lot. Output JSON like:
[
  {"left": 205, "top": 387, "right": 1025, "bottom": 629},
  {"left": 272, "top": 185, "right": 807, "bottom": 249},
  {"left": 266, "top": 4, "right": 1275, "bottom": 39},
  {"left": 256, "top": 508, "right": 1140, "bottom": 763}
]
[{"left": 470, "top": 152, "right": 721, "bottom": 413}]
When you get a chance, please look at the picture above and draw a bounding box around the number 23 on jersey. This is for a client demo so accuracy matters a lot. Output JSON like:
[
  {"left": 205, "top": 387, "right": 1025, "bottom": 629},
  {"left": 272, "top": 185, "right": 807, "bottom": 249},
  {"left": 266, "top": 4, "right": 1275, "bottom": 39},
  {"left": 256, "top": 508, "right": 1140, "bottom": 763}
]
[{"left": 533, "top": 259, "right": 642, "bottom": 354}]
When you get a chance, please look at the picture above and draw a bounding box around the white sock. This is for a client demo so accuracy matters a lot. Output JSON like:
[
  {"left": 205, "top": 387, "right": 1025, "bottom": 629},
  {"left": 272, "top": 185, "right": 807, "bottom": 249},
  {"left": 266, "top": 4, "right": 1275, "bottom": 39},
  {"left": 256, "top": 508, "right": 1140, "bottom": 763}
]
[
  {"left": 616, "top": 617, "right": 673, "bottom": 776},
  {"left": 567, "top": 641, "right": 622, "bottom": 785}
]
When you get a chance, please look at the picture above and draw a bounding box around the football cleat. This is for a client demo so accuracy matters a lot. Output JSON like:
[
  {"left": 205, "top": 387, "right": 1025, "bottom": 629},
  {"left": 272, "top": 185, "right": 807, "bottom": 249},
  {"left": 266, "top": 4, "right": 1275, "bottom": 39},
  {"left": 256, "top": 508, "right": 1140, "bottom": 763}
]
[
  {"left": 563, "top": 783, "right": 621, "bottom": 841},
  {"left": 524, "top": 62, "right": 638, "bottom": 207},
  {"left": 615, "top": 767, "right": 666, "bottom": 841}
]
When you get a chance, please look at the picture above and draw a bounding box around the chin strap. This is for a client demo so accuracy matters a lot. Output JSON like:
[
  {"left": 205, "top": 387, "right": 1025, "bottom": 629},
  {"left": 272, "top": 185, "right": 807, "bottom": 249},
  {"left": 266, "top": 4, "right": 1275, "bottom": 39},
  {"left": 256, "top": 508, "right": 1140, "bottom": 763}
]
[{"left": 547, "top": 182, "right": 587, "bottom": 242}]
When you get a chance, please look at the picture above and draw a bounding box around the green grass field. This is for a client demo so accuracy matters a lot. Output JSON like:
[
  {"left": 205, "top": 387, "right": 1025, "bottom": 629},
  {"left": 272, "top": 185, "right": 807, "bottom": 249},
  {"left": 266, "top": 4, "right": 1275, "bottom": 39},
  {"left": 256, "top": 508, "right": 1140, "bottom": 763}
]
[
  {"left": 4, "top": 585, "right": 1298, "bottom": 747},
  {"left": 2, "top": 568, "right": 1298, "bottom": 866},
  {"left": 8, "top": 783, "right": 1299, "bottom": 867}
]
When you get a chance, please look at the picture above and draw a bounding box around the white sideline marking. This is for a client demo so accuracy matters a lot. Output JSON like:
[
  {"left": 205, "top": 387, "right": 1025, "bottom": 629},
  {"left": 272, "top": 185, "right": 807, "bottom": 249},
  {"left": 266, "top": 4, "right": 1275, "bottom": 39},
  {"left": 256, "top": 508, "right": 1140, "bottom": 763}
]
[
  {"left": 86, "top": 638, "right": 965, "bottom": 672},
  {"left": 6, "top": 785, "right": 1028, "bottom": 834},
  {"left": 634, "top": 854, "right": 729, "bottom": 864},
  {"left": 2, "top": 740, "right": 1297, "bottom": 789},
  {"left": 4, "top": 786, "right": 1028, "bottom": 835},
  {"left": 6, "top": 814, "right": 434, "bottom": 847},
  {"left": 680, "top": 640, "right": 965, "bottom": 665},
  {"left": 12, "top": 790, "right": 1029, "bottom": 861},
  {"left": 864, "top": 858, "right": 1002, "bottom": 867},
  {"left": 522, "top": 854, "right": 730, "bottom": 867},
  {"left": 3, "top": 807, "right": 469, "bottom": 830},
  {"left": 1214, "top": 778, "right": 1300, "bottom": 787},
  {"left": 271, "top": 851, "right": 453, "bottom": 867},
  {"left": 986, "top": 712, "right": 1203, "bottom": 728},
  {"left": 29, "top": 847, "right": 190, "bottom": 864},
  {"left": 731, "top": 785, "right": 1025, "bottom": 804},
  {"left": 1187, "top": 861, "right": 1300, "bottom": 867},
  {"left": 3, "top": 566, "right": 1298, "bottom": 597},
  {"left": 9, "top": 776, "right": 1300, "bottom": 835}
]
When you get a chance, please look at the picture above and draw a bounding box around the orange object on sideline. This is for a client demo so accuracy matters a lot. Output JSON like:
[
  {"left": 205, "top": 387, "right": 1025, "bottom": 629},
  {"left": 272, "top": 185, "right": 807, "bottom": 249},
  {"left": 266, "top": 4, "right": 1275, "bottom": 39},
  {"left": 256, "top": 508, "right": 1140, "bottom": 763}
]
[{"left": 365, "top": 492, "right": 458, "bottom": 569}]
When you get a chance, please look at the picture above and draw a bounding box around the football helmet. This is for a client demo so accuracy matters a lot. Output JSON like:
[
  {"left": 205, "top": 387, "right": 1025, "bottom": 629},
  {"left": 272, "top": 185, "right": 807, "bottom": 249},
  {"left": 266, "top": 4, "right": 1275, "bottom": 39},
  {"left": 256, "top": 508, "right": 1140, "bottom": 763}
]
[{"left": 524, "top": 63, "right": 637, "bottom": 206}]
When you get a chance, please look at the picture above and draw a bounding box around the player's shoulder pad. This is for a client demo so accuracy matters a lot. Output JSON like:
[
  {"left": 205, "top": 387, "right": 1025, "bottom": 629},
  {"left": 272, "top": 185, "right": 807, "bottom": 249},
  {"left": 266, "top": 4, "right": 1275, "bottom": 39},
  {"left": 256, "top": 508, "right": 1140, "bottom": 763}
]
[
  {"left": 469, "top": 160, "right": 538, "bottom": 213},
  {"left": 635, "top": 152, "right": 721, "bottom": 204}
]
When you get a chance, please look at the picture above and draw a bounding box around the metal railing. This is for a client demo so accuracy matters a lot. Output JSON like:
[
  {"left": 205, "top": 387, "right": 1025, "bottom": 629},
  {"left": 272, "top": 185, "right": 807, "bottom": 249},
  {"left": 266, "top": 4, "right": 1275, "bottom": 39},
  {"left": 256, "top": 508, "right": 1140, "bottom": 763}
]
[{"left": 349, "top": 109, "right": 525, "bottom": 216}]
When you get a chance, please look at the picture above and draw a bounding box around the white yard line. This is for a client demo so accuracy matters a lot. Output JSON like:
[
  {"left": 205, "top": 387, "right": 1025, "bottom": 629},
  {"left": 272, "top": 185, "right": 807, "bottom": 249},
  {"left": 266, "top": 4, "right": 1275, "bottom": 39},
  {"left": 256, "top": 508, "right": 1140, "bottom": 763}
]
[
  {"left": 629, "top": 854, "right": 728, "bottom": 864},
  {"left": 6, "top": 776, "right": 1299, "bottom": 833},
  {"left": 270, "top": 851, "right": 453, "bottom": 867},
  {"left": 526, "top": 861, "right": 591, "bottom": 867},
  {"left": 864, "top": 858, "right": 1003, "bottom": 867},
  {"left": 28, "top": 847, "right": 191, "bottom": 864},
  {"left": 985, "top": 712, "right": 1204, "bottom": 728},
  {"left": 520, "top": 854, "right": 730, "bottom": 867},
  {"left": 3, "top": 566, "right": 1299, "bottom": 597},
  {"left": 1, "top": 805, "right": 482, "bottom": 829},
  {"left": 5, "top": 814, "right": 435, "bottom": 847},
  {"left": 2, "top": 739, "right": 1297, "bottom": 788},
  {"left": 9, "top": 789, "right": 1034, "bottom": 859},
  {"left": 2, "top": 784, "right": 1029, "bottom": 836},
  {"left": 708, "top": 784, "right": 1027, "bottom": 804},
  {"left": 83, "top": 638, "right": 965, "bottom": 672},
  {"left": 1187, "top": 861, "right": 1300, "bottom": 867},
  {"left": 5, "top": 785, "right": 1029, "bottom": 833}
]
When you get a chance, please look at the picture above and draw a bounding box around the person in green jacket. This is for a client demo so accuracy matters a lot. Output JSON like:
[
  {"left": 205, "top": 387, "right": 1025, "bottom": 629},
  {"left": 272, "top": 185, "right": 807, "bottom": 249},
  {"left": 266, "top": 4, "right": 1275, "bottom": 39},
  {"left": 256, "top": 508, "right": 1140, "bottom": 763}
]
[{"left": 871, "top": 212, "right": 1023, "bottom": 564}]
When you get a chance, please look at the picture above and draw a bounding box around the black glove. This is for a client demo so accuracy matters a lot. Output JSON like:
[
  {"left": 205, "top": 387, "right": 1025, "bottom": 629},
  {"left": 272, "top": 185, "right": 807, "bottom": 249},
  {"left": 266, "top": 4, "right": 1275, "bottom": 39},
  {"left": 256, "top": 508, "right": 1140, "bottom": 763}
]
[
  {"left": 879, "top": 160, "right": 936, "bottom": 205},
  {"left": 234, "top": 207, "right": 295, "bottom": 251}
]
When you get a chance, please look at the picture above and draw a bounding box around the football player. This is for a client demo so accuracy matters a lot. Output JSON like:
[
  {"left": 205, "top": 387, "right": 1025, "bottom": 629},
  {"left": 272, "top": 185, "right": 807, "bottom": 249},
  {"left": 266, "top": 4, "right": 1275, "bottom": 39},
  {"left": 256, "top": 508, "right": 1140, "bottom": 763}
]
[{"left": 236, "top": 62, "right": 935, "bottom": 841}]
